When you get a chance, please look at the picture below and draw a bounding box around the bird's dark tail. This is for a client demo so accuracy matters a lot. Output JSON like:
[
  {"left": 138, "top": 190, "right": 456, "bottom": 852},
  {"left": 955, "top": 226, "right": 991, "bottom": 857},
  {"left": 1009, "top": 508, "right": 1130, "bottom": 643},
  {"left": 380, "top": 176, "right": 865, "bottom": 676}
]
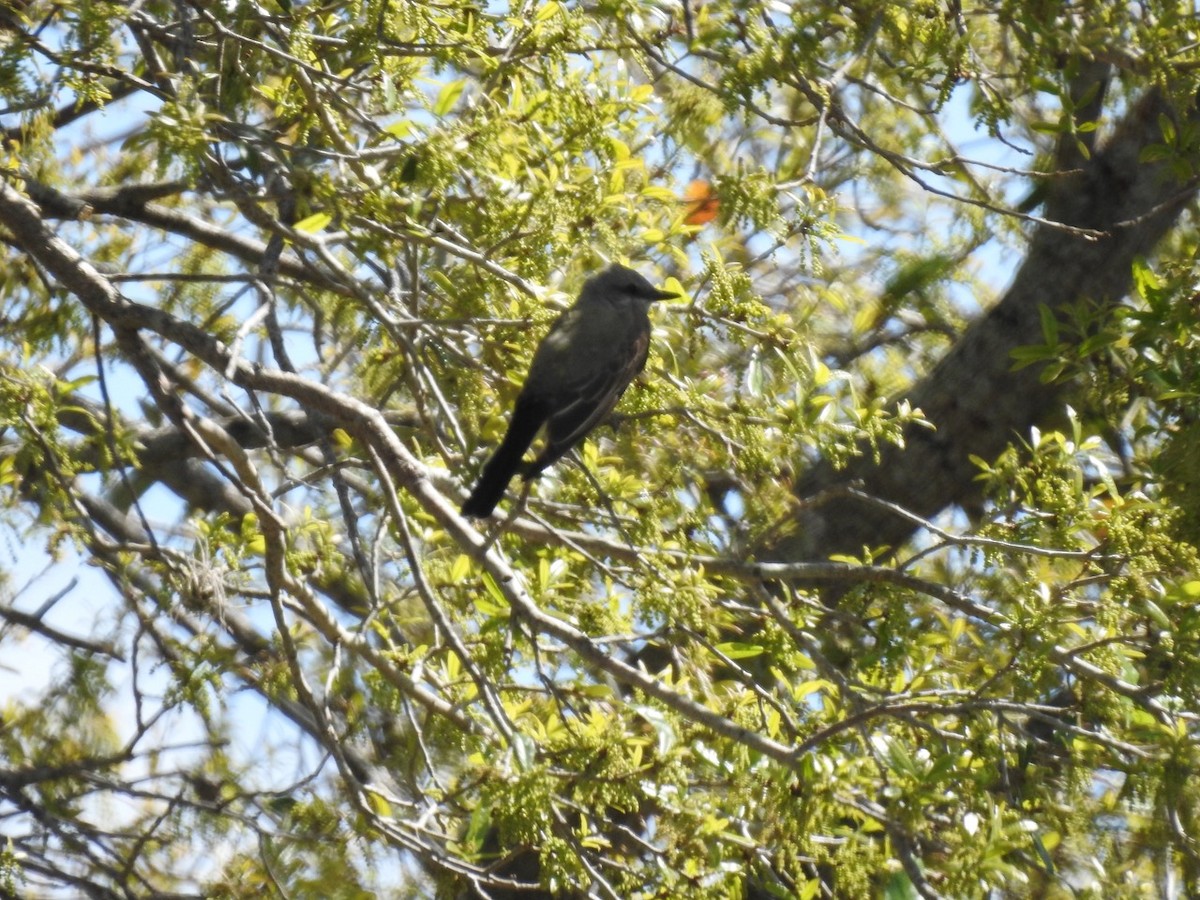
[{"left": 461, "top": 400, "right": 544, "bottom": 518}]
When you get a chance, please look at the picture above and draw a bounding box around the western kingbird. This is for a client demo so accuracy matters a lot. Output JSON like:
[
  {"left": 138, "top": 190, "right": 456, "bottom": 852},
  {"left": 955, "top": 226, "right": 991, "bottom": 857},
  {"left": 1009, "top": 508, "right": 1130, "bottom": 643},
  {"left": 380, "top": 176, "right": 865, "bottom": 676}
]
[{"left": 461, "top": 264, "right": 677, "bottom": 518}]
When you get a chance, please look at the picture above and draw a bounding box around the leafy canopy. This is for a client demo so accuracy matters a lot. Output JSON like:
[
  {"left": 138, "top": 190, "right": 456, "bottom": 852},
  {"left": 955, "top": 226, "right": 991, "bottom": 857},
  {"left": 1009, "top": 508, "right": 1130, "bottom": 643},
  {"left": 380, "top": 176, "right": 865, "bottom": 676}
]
[{"left": 2, "top": 0, "right": 1200, "bottom": 897}]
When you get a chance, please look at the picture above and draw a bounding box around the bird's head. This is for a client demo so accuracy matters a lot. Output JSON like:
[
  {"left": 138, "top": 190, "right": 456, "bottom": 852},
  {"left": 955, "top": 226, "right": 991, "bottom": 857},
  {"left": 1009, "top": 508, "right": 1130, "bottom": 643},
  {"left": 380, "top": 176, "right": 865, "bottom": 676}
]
[{"left": 582, "top": 264, "right": 678, "bottom": 307}]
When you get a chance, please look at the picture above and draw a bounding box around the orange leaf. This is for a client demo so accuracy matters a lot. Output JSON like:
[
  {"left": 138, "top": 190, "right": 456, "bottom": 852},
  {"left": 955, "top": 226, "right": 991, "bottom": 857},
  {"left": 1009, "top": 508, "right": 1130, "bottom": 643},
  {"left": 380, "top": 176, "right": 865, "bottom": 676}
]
[{"left": 682, "top": 179, "right": 719, "bottom": 226}]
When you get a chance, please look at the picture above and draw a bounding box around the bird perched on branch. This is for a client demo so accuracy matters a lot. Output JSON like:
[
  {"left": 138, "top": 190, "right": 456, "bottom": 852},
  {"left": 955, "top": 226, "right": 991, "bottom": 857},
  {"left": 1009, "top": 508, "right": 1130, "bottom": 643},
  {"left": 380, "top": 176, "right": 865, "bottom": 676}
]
[{"left": 461, "top": 264, "right": 677, "bottom": 518}]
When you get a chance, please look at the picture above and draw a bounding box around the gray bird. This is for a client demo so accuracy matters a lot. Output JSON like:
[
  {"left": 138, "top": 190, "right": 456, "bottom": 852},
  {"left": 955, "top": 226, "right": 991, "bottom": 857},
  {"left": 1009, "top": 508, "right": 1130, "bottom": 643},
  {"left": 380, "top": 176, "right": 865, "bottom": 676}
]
[{"left": 461, "top": 264, "right": 677, "bottom": 518}]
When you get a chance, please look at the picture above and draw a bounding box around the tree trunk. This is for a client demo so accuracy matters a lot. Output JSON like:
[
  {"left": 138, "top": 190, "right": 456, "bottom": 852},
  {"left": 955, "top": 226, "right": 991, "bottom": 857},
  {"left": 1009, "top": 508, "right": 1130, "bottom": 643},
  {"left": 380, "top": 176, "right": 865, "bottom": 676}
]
[{"left": 761, "top": 86, "right": 1197, "bottom": 564}]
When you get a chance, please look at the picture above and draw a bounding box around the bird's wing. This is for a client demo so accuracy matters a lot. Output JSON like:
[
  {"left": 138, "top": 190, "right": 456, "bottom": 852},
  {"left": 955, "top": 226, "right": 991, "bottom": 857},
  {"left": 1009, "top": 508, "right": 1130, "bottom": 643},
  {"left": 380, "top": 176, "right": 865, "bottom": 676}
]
[{"left": 526, "top": 326, "right": 649, "bottom": 475}]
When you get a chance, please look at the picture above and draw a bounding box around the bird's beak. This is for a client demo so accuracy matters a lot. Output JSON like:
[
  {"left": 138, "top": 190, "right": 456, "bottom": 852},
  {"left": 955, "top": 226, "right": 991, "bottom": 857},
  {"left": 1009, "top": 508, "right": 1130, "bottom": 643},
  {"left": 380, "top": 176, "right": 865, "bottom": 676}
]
[{"left": 649, "top": 287, "right": 678, "bottom": 302}]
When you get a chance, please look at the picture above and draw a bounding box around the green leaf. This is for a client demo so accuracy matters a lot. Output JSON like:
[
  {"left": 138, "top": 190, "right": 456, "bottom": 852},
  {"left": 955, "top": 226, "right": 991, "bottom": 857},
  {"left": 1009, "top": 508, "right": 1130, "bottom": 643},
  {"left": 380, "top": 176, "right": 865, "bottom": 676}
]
[
  {"left": 365, "top": 789, "right": 392, "bottom": 817},
  {"left": 383, "top": 120, "right": 411, "bottom": 139},
  {"left": 629, "top": 83, "right": 654, "bottom": 103},
  {"left": 1142, "top": 599, "right": 1171, "bottom": 630},
  {"left": 510, "top": 732, "right": 537, "bottom": 771},
  {"left": 1139, "top": 144, "right": 1172, "bottom": 164},
  {"left": 633, "top": 705, "right": 676, "bottom": 754},
  {"left": 463, "top": 803, "right": 493, "bottom": 854},
  {"left": 480, "top": 572, "right": 509, "bottom": 611},
  {"left": 433, "top": 78, "right": 466, "bottom": 116},
  {"left": 1031, "top": 832, "right": 1057, "bottom": 873},
  {"left": 883, "top": 871, "right": 920, "bottom": 900},
  {"left": 450, "top": 554, "right": 472, "bottom": 584},
  {"left": 293, "top": 211, "right": 332, "bottom": 234},
  {"left": 1010, "top": 344, "right": 1059, "bottom": 370},
  {"left": 1159, "top": 113, "right": 1177, "bottom": 145},
  {"left": 1030, "top": 119, "right": 1064, "bottom": 134},
  {"left": 1038, "top": 358, "right": 1068, "bottom": 383},
  {"left": 1037, "top": 303, "right": 1058, "bottom": 345},
  {"left": 716, "top": 641, "right": 765, "bottom": 659},
  {"left": 641, "top": 185, "right": 675, "bottom": 201},
  {"left": 1078, "top": 331, "right": 1119, "bottom": 355},
  {"left": 1130, "top": 256, "right": 1159, "bottom": 300}
]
